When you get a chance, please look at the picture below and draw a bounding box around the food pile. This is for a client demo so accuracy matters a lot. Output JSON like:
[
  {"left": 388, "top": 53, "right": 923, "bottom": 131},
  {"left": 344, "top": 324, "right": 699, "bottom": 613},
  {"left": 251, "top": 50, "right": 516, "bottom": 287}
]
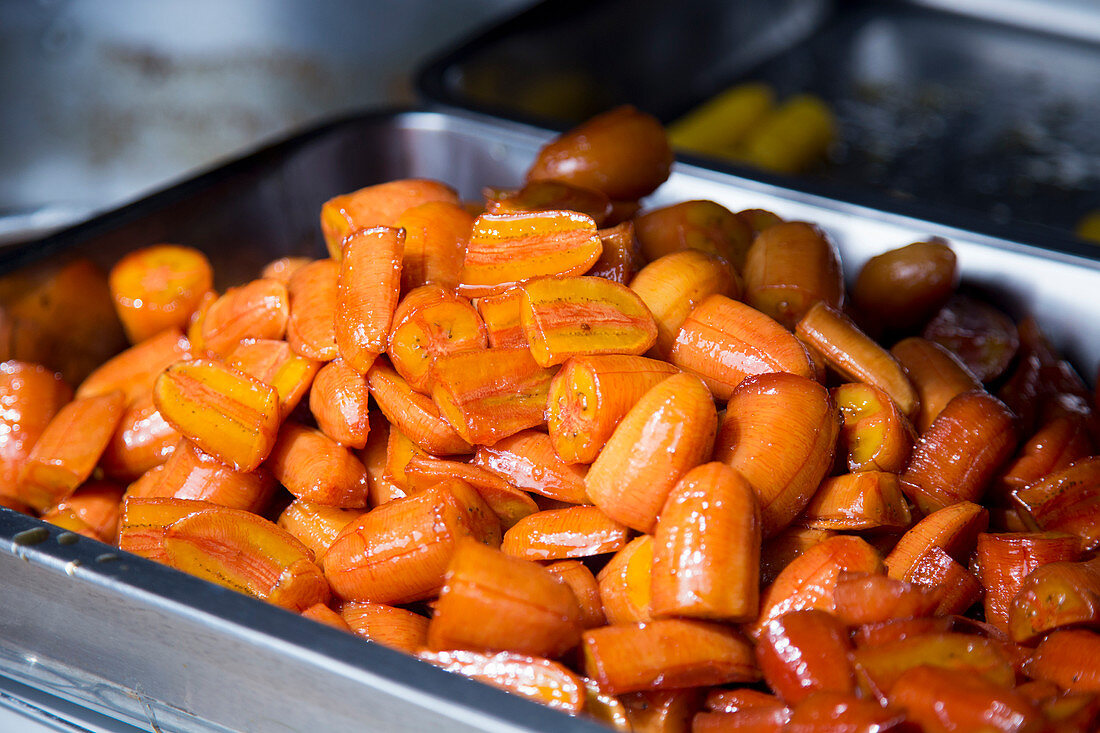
[{"left": 1, "top": 106, "right": 1099, "bottom": 732}]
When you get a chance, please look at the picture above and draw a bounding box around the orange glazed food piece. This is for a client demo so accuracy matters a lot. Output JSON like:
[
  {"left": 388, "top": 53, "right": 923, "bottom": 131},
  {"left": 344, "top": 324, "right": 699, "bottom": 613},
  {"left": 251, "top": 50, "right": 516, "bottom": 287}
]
[
  {"left": 285, "top": 258, "right": 339, "bottom": 361},
  {"left": 227, "top": 338, "right": 319, "bottom": 419},
  {"left": 1027, "top": 630, "right": 1100, "bottom": 693},
  {"left": 852, "top": 240, "right": 958, "bottom": 335},
  {"left": 153, "top": 358, "right": 280, "bottom": 473},
  {"left": 501, "top": 505, "right": 629, "bottom": 561},
  {"left": 1007, "top": 558, "right": 1100, "bottom": 643},
  {"left": 905, "top": 547, "right": 984, "bottom": 616},
  {"left": 458, "top": 210, "right": 603, "bottom": 297},
  {"left": 519, "top": 276, "right": 657, "bottom": 367},
  {"left": 427, "top": 539, "right": 582, "bottom": 657},
  {"left": 582, "top": 619, "right": 759, "bottom": 695},
  {"left": 472, "top": 429, "right": 588, "bottom": 504},
  {"left": 900, "top": 390, "right": 1017, "bottom": 514},
  {"left": 0, "top": 361, "right": 72, "bottom": 500},
  {"left": 975, "top": 531, "right": 1080, "bottom": 632},
  {"left": 651, "top": 462, "right": 760, "bottom": 621},
  {"left": 199, "top": 279, "right": 289, "bottom": 357},
  {"left": 267, "top": 422, "right": 370, "bottom": 509},
  {"left": 884, "top": 501, "right": 988, "bottom": 579},
  {"left": 320, "top": 178, "right": 457, "bottom": 260},
  {"left": 850, "top": 633, "right": 1015, "bottom": 696},
  {"left": 386, "top": 284, "right": 487, "bottom": 393},
  {"left": 19, "top": 390, "right": 125, "bottom": 512},
  {"left": 396, "top": 200, "right": 473, "bottom": 292},
  {"left": 1012, "top": 457, "right": 1100, "bottom": 552},
  {"left": 1, "top": 258, "right": 127, "bottom": 386},
  {"left": 545, "top": 354, "right": 679, "bottom": 465},
  {"left": 786, "top": 692, "right": 909, "bottom": 733},
  {"left": 891, "top": 336, "right": 980, "bottom": 432},
  {"left": 402, "top": 455, "right": 539, "bottom": 529},
  {"left": 756, "top": 610, "right": 856, "bottom": 704},
  {"left": 628, "top": 249, "right": 736, "bottom": 359},
  {"left": 339, "top": 602, "right": 429, "bottom": 653},
  {"left": 621, "top": 689, "right": 705, "bottom": 733},
  {"left": 361, "top": 421, "right": 404, "bottom": 507},
  {"left": 124, "top": 465, "right": 167, "bottom": 500},
  {"left": 475, "top": 287, "right": 528, "bottom": 349},
  {"left": 586, "top": 372, "right": 717, "bottom": 533},
  {"left": 418, "top": 649, "right": 585, "bottom": 714},
  {"left": 366, "top": 362, "right": 472, "bottom": 456},
  {"left": 739, "top": 207, "right": 784, "bottom": 234},
  {"left": 798, "top": 472, "right": 912, "bottom": 531},
  {"left": 321, "top": 479, "right": 500, "bottom": 604},
  {"left": 715, "top": 372, "right": 839, "bottom": 537},
  {"left": 309, "top": 359, "right": 370, "bottom": 449},
  {"left": 108, "top": 244, "right": 213, "bottom": 344},
  {"left": 832, "top": 572, "right": 941, "bottom": 626},
  {"left": 184, "top": 290, "right": 217, "bottom": 354},
  {"left": 852, "top": 617, "right": 954, "bottom": 649},
  {"left": 997, "top": 414, "right": 1092, "bottom": 499},
  {"left": 832, "top": 382, "right": 916, "bottom": 474},
  {"left": 38, "top": 507, "right": 97, "bottom": 539},
  {"left": 751, "top": 535, "right": 883, "bottom": 638},
  {"left": 277, "top": 499, "right": 362, "bottom": 559},
  {"left": 526, "top": 105, "right": 673, "bottom": 201},
  {"left": 301, "top": 603, "right": 352, "bottom": 632},
  {"left": 743, "top": 222, "right": 844, "bottom": 329},
  {"left": 634, "top": 200, "right": 753, "bottom": 271},
  {"left": 164, "top": 505, "right": 330, "bottom": 612},
  {"left": 382, "top": 425, "right": 425, "bottom": 492},
  {"left": 42, "top": 481, "right": 124, "bottom": 544},
  {"left": 598, "top": 535, "right": 655, "bottom": 625},
  {"left": 431, "top": 347, "right": 556, "bottom": 446},
  {"left": 546, "top": 560, "right": 606, "bottom": 629},
  {"left": 144, "top": 438, "right": 274, "bottom": 513},
  {"left": 703, "top": 688, "right": 783, "bottom": 714},
  {"left": 101, "top": 392, "right": 179, "bottom": 480},
  {"left": 670, "top": 294, "right": 816, "bottom": 400},
  {"left": 795, "top": 302, "right": 919, "bottom": 420},
  {"left": 889, "top": 665, "right": 1042, "bottom": 733},
  {"left": 336, "top": 226, "right": 404, "bottom": 373},
  {"left": 923, "top": 294, "right": 1019, "bottom": 383},
  {"left": 589, "top": 221, "right": 641, "bottom": 284},
  {"left": 118, "top": 496, "right": 212, "bottom": 563}
]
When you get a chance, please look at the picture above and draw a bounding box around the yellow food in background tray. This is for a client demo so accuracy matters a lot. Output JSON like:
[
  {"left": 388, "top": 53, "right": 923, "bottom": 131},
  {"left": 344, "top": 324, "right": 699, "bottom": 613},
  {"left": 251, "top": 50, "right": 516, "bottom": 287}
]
[
  {"left": 1077, "top": 210, "right": 1100, "bottom": 244},
  {"left": 670, "top": 83, "right": 836, "bottom": 175},
  {"left": 668, "top": 82, "right": 775, "bottom": 157}
]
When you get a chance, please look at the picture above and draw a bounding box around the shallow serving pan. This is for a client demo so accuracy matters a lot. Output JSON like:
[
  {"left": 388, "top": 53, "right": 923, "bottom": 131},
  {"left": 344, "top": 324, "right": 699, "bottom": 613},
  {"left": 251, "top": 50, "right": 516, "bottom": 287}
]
[
  {"left": 2, "top": 108, "right": 1100, "bottom": 732},
  {"left": 417, "top": 0, "right": 1100, "bottom": 239}
]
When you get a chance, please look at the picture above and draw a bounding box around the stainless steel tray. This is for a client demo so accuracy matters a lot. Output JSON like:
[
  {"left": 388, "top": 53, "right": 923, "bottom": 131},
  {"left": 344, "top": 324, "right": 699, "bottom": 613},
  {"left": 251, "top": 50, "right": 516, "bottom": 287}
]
[{"left": 3, "top": 108, "right": 1100, "bottom": 733}]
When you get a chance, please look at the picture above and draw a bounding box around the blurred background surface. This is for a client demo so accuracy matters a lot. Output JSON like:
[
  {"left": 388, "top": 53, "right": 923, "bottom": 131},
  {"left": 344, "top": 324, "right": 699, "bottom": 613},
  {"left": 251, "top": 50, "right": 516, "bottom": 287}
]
[{"left": 0, "top": 0, "right": 534, "bottom": 243}]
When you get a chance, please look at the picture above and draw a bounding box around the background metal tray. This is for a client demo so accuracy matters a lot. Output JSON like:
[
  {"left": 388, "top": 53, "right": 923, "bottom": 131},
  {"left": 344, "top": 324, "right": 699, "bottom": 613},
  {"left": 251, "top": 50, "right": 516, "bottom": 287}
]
[
  {"left": 417, "top": 0, "right": 1100, "bottom": 240},
  {"left": 3, "top": 107, "right": 1100, "bottom": 732}
]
